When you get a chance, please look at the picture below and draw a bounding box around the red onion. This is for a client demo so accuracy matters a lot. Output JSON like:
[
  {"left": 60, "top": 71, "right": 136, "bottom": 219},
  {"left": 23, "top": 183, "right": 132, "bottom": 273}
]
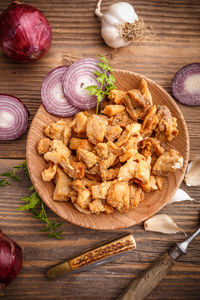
[
  {"left": 172, "top": 63, "right": 200, "bottom": 106},
  {"left": 62, "top": 58, "right": 106, "bottom": 109},
  {"left": 0, "top": 1, "right": 52, "bottom": 63},
  {"left": 41, "top": 66, "right": 81, "bottom": 117},
  {"left": 0, "top": 230, "right": 23, "bottom": 289},
  {"left": 0, "top": 94, "right": 29, "bottom": 140}
]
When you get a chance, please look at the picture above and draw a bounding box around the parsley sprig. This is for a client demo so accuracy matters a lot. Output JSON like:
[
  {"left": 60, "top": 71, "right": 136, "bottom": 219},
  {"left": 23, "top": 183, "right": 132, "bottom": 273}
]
[
  {"left": 0, "top": 161, "right": 63, "bottom": 239},
  {"left": 86, "top": 54, "right": 116, "bottom": 114},
  {"left": 0, "top": 161, "right": 27, "bottom": 187}
]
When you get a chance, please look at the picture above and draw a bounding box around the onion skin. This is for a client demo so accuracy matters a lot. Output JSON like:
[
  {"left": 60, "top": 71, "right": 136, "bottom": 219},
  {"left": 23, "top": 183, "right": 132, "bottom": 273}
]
[
  {"left": 0, "top": 230, "right": 23, "bottom": 289},
  {"left": 0, "top": 1, "right": 52, "bottom": 63}
]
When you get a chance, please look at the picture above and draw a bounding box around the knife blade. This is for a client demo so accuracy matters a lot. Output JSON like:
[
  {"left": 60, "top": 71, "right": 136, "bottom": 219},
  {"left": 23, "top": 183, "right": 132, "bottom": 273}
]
[{"left": 46, "top": 233, "right": 136, "bottom": 279}]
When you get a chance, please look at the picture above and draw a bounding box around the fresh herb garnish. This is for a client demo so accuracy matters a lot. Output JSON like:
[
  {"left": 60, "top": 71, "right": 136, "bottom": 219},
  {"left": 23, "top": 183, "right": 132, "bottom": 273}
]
[
  {"left": 0, "top": 161, "right": 27, "bottom": 187},
  {"left": 86, "top": 54, "right": 116, "bottom": 114},
  {"left": 0, "top": 161, "right": 63, "bottom": 239},
  {"left": 17, "top": 186, "right": 63, "bottom": 239}
]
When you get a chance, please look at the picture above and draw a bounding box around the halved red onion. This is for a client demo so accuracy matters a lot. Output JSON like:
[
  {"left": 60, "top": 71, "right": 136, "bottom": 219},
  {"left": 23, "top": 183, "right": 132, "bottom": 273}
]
[
  {"left": 0, "top": 95, "right": 29, "bottom": 141},
  {"left": 172, "top": 63, "right": 200, "bottom": 106},
  {"left": 62, "top": 58, "right": 105, "bottom": 109},
  {"left": 0, "top": 230, "right": 23, "bottom": 289},
  {"left": 41, "top": 66, "right": 81, "bottom": 117}
]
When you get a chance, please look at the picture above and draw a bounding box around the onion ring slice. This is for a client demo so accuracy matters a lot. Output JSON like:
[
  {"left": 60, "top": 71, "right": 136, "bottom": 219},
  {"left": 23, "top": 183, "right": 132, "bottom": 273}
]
[
  {"left": 62, "top": 58, "right": 105, "bottom": 109},
  {"left": 0, "top": 94, "right": 29, "bottom": 141},
  {"left": 172, "top": 63, "right": 200, "bottom": 106},
  {"left": 41, "top": 66, "right": 80, "bottom": 117}
]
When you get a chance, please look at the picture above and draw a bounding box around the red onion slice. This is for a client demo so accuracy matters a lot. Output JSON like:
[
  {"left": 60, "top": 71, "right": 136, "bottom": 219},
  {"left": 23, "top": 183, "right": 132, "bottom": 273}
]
[
  {"left": 62, "top": 58, "right": 105, "bottom": 109},
  {"left": 172, "top": 63, "right": 200, "bottom": 106},
  {"left": 41, "top": 66, "right": 80, "bottom": 117},
  {"left": 0, "top": 95, "right": 29, "bottom": 141}
]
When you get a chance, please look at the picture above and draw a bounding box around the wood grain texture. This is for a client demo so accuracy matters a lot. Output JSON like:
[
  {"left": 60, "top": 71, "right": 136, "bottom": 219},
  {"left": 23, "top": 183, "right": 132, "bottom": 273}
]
[
  {"left": 0, "top": 0, "right": 200, "bottom": 299},
  {"left": 26, "top": 69, "right": 189, "bottom": 230}
]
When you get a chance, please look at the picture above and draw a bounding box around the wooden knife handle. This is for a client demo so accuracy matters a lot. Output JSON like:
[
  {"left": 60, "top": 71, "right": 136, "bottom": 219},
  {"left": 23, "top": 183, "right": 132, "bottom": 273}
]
[{"left": 116, "top": 253, "right": 175, "bottom": 300}]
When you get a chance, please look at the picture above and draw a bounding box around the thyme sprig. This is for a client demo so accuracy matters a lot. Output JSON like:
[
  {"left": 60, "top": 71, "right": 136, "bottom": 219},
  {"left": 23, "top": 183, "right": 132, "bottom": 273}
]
[
  {"left": 0, "top": 161, "right": 63, "bottom": 239},
  {"left": 86, "top": 54, "right": 116, "bottom": 114}
]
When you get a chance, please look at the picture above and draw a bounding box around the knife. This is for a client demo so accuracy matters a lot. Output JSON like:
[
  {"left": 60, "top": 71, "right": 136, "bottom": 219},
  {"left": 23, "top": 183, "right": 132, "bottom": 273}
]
[
  {"left": 46, "top": 233, "right": 136, "bottom": 279},
  {"left": 116, "top": 226, "right": 200, "bottom": 300}
]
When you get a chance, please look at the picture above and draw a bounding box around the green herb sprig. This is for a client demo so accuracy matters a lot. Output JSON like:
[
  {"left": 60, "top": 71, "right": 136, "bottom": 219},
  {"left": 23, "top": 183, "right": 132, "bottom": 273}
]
[
  {"left": 0, "top": 161, "right": 63, "bottom": 239},
  {"left": 0, "top": 161, "right": 27, "bottom": 187},
  {"left": 86, "top": 54, "right": 116, "bottom": 114}
]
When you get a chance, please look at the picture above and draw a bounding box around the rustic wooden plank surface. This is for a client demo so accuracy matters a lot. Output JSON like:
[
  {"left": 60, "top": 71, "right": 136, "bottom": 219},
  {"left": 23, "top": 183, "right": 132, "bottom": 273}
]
[{"left": 0, "top": 0, "right": 200, "bottom": 299}]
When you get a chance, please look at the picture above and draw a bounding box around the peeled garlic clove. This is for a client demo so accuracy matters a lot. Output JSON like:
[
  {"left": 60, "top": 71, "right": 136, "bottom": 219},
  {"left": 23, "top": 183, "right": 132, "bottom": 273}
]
[
  {"left": 168, "top": 188, "right": 194, "bottom": 204},
  {"left": 185, "top": 156, "right": 200, "bottom": 186},
  {"left": 144, "top": 214, "right": 184, "bottom": 234}
]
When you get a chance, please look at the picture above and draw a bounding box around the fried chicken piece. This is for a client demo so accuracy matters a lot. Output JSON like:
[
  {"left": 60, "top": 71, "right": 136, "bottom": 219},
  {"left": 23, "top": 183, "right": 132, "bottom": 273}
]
[
  {"left": 44, "top": 120, "right": 71, "bottom": 145},
  {"left": 152, "top": 149, "right": 183, "bottom": 175},
  {"left": 116, "top": 123, "right": 141, "bottom": 147},
  {"left": 141, "top": 105, "right": 159, "bottom": 136},
  {"left": 134, "top": 157, "right": 151, "bottom": 184},
  {"left": 73, "top": 202, "right": 91, "bottom": 214},
  {"left": 44, "top": 140, "right": 71, "bottom": 164},
  {"left": 99, "top": 153, "right": 116, "bottom": 170},
  {"left": 86, "top": 115, "right": 107, "bottom": 144},
  {"left": 123, "top": 93, "right": 149, "bottom": 121},
  {"left": 107, "top": 181, "right": 130, "bottom": 213},
  {"left": 37, "top": 138, "right": 51, "bottom": 155},
  {"left": 119, "top": 149, "right": 138, "bottom": 163},
  {"left": 69, "top": 138, "right": 93, "bottom": 152},
  {"left": 155, "top": 106, "right": 179, "bottom": 141},
  {"left": 155, "top": 176, "right": 164, "bottom": 190},
  {"left": 140, "top": 175, "right": 158, "bottom": 193},
  {"left": 104, "top": 203, "right": 114, "bottom": 214},
  {"left": 109, "top": 110, "right": 133, "bottom": 128},
  {"left": 100, "top": 168, "right": 119, "bottom": 181},
  {"left": 71, "top": 180, "right": 91, "bottom": 209},
  {"left": 107, "top": 141, "right": 125, "bottom": 156},
  {"left": 140, "top": 79, "right": 153, "bottom": 106},
  {"left": 123, "top": 135, "right": 143, "bottom": 151},
  {"left": 108, "top": 89, "right": 127, "bottom": 104},
  {"left": 118, "top": 158, "right": 138, "bottom": 181},
  {"left": 102, "top": 104, "right": 125, "bottom": 117},
  {"left": 139, "top": 137, "right": 164, "bottom": 158},
  {"left": 91, "top": 182, "right": 111, "bottom": 199},
  {"left": 128, "top": 88, "right": 151, "bottom": 109},
  {"left": 72, "top": 112, "right": 87, "bottom": 136},
  {"left": 95, "top": 143, "right": 109, "bottom": 158},
  {"left": 89, "top": 199, "right": 105, "bottom": 214},
  {"left": 77, "top": 148, "right": 98, "bottom": 169},
  {"left": 53, "top": 167, "right": 72, "bottom": 201},
  {"left": 129, "top": 184, "right": 144, "bottom": 208},
  {"left": 105, "top": 125, "right": 123, "bottom": 142},
  {"left": 42, "top": 162, "right": 57, "bottom": 181}
]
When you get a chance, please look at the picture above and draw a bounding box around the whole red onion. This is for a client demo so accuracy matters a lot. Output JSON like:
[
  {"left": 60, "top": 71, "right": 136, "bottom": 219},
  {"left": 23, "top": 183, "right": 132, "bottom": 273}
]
[
  {"left": 0, "top": 230, "right": 23, "bottom": 289},
  {"left": 0, "top": 1, "right": 52, "bottom": 63}
]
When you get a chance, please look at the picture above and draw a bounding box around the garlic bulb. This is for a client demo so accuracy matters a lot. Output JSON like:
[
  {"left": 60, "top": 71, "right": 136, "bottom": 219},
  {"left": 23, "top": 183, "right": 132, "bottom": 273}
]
[
  {"left": 185, "top": 156, "right": 200, "bottom": 186},
  {"left": 95, "top": 0, "right": 148, "bottom": 49},
  {"left": 144, "top": 214, "right": 185, "bottom": 235}
]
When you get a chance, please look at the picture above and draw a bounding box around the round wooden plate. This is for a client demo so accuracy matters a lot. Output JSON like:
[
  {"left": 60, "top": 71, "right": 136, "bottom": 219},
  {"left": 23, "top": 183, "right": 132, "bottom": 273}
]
[{"left": 26, "top": 69, "right": 189, "bottom": 230}]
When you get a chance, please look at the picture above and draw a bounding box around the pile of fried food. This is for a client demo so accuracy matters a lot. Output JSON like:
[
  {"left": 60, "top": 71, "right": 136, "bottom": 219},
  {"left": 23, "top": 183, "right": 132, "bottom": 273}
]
[{"left": 37, "top": 79, "right": 183, "bottom": 214}]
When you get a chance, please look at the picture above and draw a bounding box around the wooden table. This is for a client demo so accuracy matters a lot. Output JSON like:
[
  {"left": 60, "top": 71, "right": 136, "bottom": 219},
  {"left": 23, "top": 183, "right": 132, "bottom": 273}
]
[{"left": 0, "top": 0, "right": 200, "bottom": 299}]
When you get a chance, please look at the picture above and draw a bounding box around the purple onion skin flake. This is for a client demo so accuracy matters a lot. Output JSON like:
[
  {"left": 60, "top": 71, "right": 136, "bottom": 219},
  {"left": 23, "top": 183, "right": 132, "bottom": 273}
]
[{"left": 172, "top": 63, "right": 200, "bottom": 106}]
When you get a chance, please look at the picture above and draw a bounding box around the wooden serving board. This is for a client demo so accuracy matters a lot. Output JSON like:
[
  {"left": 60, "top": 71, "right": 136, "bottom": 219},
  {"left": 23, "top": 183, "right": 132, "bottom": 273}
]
[{"left": 26, "top": 69, "right": 189, "bottom": 230}]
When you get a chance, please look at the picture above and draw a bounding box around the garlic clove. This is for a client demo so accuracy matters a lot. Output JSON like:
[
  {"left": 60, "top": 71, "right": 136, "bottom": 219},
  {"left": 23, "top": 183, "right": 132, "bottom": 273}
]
[
  {"left": 185, "top": 156, "right": 200, "bottom": 186},
  {"left": 168, "top": 188, "right": 194, "bottom": 204},
  {"left": 144, "top": 214, "right": 184, "bottom": 234}
]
